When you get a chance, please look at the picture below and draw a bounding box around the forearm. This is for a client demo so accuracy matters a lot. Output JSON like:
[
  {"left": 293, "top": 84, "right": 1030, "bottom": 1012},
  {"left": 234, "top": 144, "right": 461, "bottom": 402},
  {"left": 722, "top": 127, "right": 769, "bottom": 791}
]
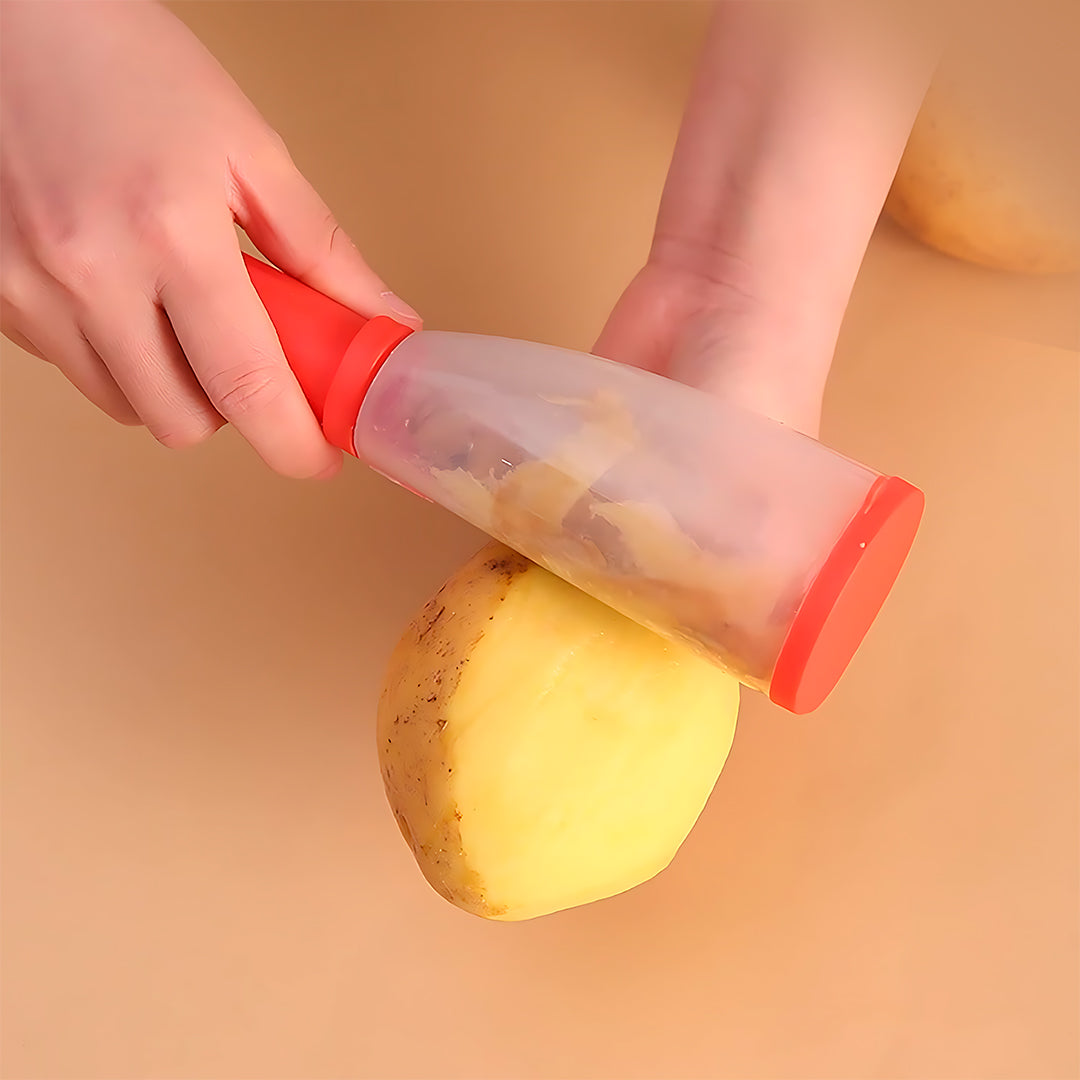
[{"left": 653, "top": 1, "right": 942, "bottom": 389}]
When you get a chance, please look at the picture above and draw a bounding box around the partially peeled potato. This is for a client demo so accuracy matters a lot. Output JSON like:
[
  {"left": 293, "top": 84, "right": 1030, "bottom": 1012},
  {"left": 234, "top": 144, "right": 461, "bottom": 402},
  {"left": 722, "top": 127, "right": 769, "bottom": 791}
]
[
  {"left": 886, "top": 2, "right": 1080, "bottom": 274},
  {"left": 377, "top": 542, "right": 740, "bottom": 921}
]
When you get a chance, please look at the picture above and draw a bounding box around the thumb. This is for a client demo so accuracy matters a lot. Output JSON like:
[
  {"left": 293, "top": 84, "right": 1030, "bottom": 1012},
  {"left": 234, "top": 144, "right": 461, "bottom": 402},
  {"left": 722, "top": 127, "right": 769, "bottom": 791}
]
[
  {"left": 592, "top": 266, "right": 686, "bottom": 375},
  {"left": 233, "top": 143, "right": 422, "bottom": 327}
]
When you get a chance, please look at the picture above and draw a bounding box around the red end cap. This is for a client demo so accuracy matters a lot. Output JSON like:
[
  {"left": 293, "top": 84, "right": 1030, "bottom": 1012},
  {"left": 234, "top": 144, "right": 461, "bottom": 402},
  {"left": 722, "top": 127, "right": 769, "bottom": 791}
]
[
  {"left": 769, "top": 476, "right": 925, "bottom": 714},
  {"left": 243, "top": 253, "right": 413, "bottom": 455}
]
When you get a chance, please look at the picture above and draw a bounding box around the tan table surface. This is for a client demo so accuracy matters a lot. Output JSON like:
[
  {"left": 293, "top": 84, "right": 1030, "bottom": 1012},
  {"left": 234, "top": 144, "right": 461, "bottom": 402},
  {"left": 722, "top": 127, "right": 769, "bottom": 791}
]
[{"left": 2, "top": 4, "right": 1077, "bottom": 1078}]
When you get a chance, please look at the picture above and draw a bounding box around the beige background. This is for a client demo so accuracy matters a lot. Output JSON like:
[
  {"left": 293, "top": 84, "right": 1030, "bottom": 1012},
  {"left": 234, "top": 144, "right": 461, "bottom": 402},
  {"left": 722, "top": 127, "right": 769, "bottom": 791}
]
[{"left": 2, "top": 3, "right": 1078, "bottom": 1078}]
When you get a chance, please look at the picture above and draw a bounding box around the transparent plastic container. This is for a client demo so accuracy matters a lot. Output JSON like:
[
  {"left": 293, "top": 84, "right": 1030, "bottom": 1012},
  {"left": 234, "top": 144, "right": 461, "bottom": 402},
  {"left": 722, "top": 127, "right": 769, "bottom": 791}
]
[{"left": 245, "top": 254, "right": 925, "bottom": 713}]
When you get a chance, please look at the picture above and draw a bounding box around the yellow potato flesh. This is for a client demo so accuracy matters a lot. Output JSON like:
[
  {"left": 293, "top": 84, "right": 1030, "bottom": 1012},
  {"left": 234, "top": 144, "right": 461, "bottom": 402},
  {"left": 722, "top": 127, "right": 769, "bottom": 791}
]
[
  {"left": 886, "top": 4, "right": 1080, "bottom": 274},
  {"left": 886, "top": 82, "right": 1080, "bottom": 274},
  {"left": 378, "top": 543, "right": 740, "bottom": 922}
]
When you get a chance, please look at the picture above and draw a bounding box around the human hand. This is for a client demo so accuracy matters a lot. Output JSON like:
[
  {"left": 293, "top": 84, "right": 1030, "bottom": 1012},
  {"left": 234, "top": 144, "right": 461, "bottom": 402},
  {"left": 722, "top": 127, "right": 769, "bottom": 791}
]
[
  {"left": 0, "top": 0, "right": 420, "bottom": 478},
  {"left": 594, "top": 259, "right": 833, "bottom": 440},
  {"left": 595, "top": 0, "right": 942, "bottom": 439}
]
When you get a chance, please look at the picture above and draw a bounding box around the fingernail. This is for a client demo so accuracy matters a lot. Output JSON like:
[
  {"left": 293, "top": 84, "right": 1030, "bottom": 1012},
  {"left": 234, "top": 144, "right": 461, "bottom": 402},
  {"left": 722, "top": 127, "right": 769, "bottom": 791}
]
[{"left": 379, "top": 291, "right": 422, "bottom": 326}]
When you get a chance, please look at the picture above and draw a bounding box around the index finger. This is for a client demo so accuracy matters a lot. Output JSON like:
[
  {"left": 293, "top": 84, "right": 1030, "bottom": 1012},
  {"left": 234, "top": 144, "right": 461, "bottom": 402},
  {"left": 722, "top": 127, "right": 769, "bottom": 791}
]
[{"left": 159, "top": 237, "right": 341, "bottom": 480}]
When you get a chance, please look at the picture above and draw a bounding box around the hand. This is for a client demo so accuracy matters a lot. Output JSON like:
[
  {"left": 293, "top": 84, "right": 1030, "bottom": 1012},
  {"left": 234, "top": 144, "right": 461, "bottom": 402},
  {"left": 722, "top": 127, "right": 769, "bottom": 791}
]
[
  {"left": 0, "top": 0, "right": 420, "bottom": 479},
  {"left": 594, "top": 258, "right": 833, "bottom": 440},
  {"left": 595, "top": 0, "right": 942, "bottom": 440}
]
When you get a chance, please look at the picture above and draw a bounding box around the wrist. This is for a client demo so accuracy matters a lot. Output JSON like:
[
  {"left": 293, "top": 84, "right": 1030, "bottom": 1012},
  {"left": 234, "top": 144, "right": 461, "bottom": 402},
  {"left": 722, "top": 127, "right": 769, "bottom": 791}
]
[{"left": 648, "top": 1, "right": 940, "bottom": 363}]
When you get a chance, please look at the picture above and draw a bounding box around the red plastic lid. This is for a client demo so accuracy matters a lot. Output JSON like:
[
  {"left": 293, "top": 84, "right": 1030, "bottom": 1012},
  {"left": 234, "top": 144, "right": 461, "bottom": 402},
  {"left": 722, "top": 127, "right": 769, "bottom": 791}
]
[
  {"left": 769, "top": 475, "right": 925, "bottom": 714},
  {"left": 243, "top": 253, "right": 414, "bottom": 455}
]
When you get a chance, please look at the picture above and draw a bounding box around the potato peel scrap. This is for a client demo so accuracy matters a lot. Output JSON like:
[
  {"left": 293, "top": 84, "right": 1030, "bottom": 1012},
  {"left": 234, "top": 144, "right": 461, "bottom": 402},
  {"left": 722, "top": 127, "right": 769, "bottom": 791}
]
[
  {"left": 430, "top": 466, "right": 499, "bottom": 534},
  {"left": 425, "top": 387, "right": 782, "bottom": 683},
  {"left": 592, "top": 501, "right": 708, "bottom": 582}
]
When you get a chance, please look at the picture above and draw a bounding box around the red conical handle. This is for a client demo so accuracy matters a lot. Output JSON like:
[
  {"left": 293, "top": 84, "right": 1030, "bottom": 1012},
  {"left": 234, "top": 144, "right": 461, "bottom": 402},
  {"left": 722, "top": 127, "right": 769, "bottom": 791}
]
[{"left": 243, "top": 253, "right": 414, "bottom": 455}]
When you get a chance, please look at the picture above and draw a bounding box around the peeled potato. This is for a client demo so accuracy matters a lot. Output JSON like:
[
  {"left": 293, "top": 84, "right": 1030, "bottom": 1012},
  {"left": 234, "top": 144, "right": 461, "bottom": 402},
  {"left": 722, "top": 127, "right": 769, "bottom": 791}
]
[
  {"left": 886, "top": 4, "right": 1080, "bottom": 274},
  {"left": 886, "top": 82, "right": 1080, "bottom": 273},
  {"left": 377, "top": 542, "right": 740, "bottom": 921}
]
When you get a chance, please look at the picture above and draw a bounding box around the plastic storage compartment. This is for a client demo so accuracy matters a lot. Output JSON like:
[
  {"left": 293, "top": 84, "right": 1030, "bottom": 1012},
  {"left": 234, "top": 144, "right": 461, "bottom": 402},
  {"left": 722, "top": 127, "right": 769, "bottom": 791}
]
[
  {"left": 243, "top": 253, "right": 924, "bottom": 714},
  {"left": 355, "top": 331, "right": 923, "bottom": 711}
]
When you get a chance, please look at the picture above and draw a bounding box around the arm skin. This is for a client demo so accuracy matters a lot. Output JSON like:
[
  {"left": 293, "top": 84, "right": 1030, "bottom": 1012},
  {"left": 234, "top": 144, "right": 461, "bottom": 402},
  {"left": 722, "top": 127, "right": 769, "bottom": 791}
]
[{"left": 595, "top": 0, "right": 943, "bottom": 437}]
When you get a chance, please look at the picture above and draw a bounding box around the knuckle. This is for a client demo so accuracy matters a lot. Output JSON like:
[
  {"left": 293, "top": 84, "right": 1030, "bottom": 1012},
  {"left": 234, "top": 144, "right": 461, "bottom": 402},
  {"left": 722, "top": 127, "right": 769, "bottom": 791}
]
[
  {"left": 40, "top": 236, "right": 103, "bottom": 297},
  {"left": 151, "top": 417, "right": 220, "bottom": 450},
  {"left": 260, "top": 127, "right": 292, "bottom": 162},
  {"left": 299, "top": 212, "right": 342, "bottom": 278},
  {"left": 322, "top": 213, "right": 343, "bottom": 255},
  {"left": 202, "top": 361, "right": 284, "bottom": 419},
  {"left": 136, "top": 199, "right": 198, "bottom": 262},
  {"left": 241, "top": 128, "right": 294, "bottom": 181}
]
